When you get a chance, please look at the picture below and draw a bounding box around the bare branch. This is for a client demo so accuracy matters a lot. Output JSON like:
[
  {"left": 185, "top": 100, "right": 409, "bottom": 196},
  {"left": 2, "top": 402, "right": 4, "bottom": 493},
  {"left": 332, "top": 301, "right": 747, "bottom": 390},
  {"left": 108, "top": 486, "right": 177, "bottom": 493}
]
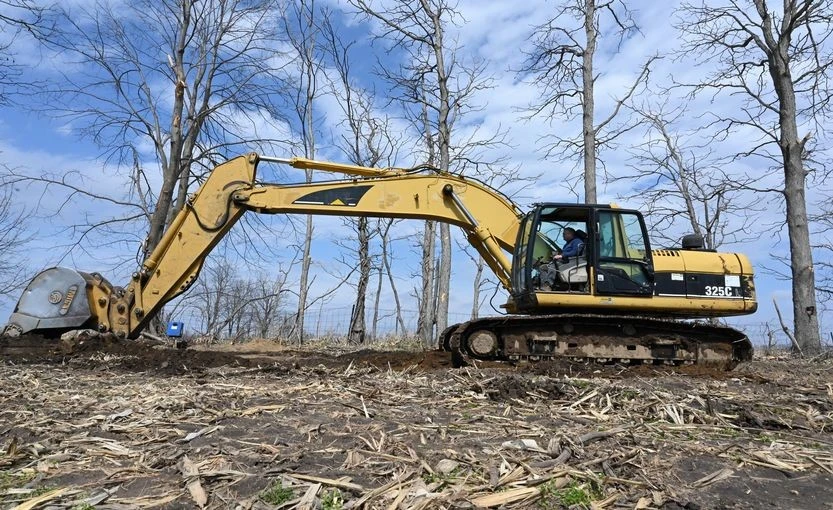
[
  {"left": 517, "top": 0, "right": 642, "bottom": 202},
  {"left": 676, "top": 0, "right": 833, "bottom": 352}
]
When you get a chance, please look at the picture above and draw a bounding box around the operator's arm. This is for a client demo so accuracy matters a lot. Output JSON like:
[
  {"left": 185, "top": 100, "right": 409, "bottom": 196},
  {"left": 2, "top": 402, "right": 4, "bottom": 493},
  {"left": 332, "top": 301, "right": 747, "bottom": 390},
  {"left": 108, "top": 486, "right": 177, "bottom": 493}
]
[{"left": 559, "top": 238, "right": 584, "bottom": 258}]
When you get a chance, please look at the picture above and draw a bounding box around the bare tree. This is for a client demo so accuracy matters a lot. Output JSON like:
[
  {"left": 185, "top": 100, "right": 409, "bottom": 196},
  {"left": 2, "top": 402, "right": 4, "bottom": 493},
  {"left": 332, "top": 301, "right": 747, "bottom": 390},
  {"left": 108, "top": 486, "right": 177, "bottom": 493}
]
[
  {"left": 678, "top": 0, "right": 833, "bottom": 353},
  {"left": 0, "top": 182, "right": 30, "bottom": 298},
  {"left": 250, "top": 268, "right": 291, "bottom": 339},
  {"left": 375, "top": 219, "right": 407, "bottom": 336},
  {"left": 351, "top": 0, "right": 504, "bottom": 342},
  {"left": 322, "top": 15, "right": 400, "bottom": 344},
  {"left": 350, "top": 0, "right": 456, "bottom": 343},
  {"left": 0, "top": 2, "right": 43, "bottom": 298},
  {"left": 223, "top": 277, "right": 255, "bottom": 341},
  {"left": 615, "top": 99, "right": 757, "bottom": 250},
  {"left": 0, "top": 0, "right": 48, "bottom": 104},
  {"left": 282, "top": 0, "right": 326, "bottom": 345},
  {"left": 29, "top": 0, "right": 288, "bottom": 263},
  {"left": 325, "top": 217, "right": 377, "bottom": 343},
  {"left": 180, "top": 255, "right": 293, "bottom": 342},
  {"left": 185, "top": 258, "right": 239, "bottom": 341},
  {"left": 454, "top": 241, "right": 487, "bottom": 320},
  {"left": 416, "top": 86, "right": 437, "bottom": 346},
  {"left": 348, "top": 217, "right": 371, "bottom": 344},
  {"left": 520, "top": 0, "right": 650, "bottom": 202},
  {"left": 416, "top": 218, "right": 437, "bottom": 344}
]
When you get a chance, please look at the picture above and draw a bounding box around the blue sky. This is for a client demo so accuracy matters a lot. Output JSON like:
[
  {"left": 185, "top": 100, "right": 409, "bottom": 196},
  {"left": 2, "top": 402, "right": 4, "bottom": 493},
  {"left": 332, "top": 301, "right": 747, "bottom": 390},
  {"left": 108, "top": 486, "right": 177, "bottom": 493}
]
[{"left": 0, "top": 0, "right": 830, "bottom": 344}]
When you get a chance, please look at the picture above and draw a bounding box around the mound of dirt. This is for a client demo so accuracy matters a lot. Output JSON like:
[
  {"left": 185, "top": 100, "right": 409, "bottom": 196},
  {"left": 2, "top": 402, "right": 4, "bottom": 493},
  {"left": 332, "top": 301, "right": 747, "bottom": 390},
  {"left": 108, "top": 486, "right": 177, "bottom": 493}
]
[
  {"left": 336, "top": 349, "right": 452, "bottom": 370},
  {"left": 473, "top": 373, "right": 570, "bottom": 401},
  {"left": 0, "top": 333, "right": 451, "bottom": 375}
]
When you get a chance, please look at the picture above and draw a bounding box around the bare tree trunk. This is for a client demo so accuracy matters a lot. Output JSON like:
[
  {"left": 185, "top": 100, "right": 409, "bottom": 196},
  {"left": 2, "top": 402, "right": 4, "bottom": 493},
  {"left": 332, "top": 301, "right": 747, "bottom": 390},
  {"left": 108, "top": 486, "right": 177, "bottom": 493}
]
[
  {"left": 143, "top": 1, "right": 190, "bottom": 255},
  {"left": 417, "top": 81, "right": 437, "bottom": 346},
  {"left": 145, "top": 173, "right": 180, "bottom": 257},
  {"left": 778, "top": 90, "right": 820, "bottom": 354},
  {"left": 296, "top": 211, "right": 313, "bottom": 345},
  {"left": 471, "top": 256, "right": 484, "bottom": 320},
  {"left": 371, "top": 264, "right": 383, "bottom": 341},
  {"left": 417, "top": 221, "right": 436, "bottom": 345},
  {"left": 582, "top": 0, "right": 597, "bottom": 203},
  {"left": 348, "top": 217, "right": 370, "bottom": 343},
  {"left": 764, "top": 8, "right": 820, "bottom": 353},
  {"left": 291, "top": 0, "right": 319, "bottom": 346},
  {"left": 431, "top": 6, "right": 452, "bottom": 341},
  {"left": 436, "top": 223, "right": 451, "bottom": 336},
  {"left": 380, "top": 220, "right": 406, "bottom": 335}
]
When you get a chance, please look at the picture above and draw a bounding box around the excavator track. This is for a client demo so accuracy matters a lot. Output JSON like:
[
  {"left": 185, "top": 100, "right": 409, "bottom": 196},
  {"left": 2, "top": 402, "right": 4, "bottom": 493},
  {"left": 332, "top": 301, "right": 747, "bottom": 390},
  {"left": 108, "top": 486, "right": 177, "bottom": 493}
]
[{"left": 441, "top": 314, "right": 753, "bottom": 370}]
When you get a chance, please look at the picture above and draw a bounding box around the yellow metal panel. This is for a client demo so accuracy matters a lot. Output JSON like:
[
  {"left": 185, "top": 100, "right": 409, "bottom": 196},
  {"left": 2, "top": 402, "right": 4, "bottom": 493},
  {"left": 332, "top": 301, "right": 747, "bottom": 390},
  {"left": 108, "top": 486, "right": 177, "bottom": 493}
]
[
  {"left": 679, "top": 251, "right": 745, "bottom": 274},
  {"left": 651, "top": 253, "right": 687, "bottom": 273},
  {"left": 532, "top": 292, "right": 756, "bottom": 317},
  {"left": 652, "top": 250, "right": 754, "bottom": 276}
]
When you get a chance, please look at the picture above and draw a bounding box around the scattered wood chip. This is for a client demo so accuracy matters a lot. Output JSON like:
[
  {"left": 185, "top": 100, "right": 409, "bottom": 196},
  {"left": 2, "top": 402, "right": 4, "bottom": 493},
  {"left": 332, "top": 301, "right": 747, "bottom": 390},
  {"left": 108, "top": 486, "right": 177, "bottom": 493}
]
[
  {"left": 470, "top": 486, "right": 539, "bottom": 507},
  {"left": 11, "top": 488, "right": 71, "bottom": 510},
  {"left": 181, "top": 455, "right": 208, "bottom": 508},
  {"left": 288, "top": 473, "right": 364, "bottom": 492},
  {"left": 691, "top": 468, "right": 734, "bottom": 488}
]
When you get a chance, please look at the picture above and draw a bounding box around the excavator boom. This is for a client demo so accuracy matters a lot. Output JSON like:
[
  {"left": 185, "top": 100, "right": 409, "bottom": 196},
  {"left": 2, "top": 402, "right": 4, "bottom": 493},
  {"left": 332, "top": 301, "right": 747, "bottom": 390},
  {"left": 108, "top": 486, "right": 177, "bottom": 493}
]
[{"left": 6, "top": 154, "right": 521, "bottom": 338}]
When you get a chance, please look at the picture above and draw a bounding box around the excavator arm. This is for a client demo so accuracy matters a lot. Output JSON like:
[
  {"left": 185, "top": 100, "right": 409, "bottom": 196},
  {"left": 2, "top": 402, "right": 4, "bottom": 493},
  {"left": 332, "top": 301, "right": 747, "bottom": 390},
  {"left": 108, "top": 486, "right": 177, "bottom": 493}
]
[{"left": 6, "top": 153, "right": 523, "bottom": 339}]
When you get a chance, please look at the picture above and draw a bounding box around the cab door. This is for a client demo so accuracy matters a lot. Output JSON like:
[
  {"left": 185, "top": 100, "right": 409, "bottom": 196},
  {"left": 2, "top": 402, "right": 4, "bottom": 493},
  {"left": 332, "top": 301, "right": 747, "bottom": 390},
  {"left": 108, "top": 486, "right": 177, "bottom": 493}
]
[
  {"left": 592, "top": 209, "right": 655, "bottom": 296},
  {"left": 510, "top": 212, "right": 537, "bottom": 294}
]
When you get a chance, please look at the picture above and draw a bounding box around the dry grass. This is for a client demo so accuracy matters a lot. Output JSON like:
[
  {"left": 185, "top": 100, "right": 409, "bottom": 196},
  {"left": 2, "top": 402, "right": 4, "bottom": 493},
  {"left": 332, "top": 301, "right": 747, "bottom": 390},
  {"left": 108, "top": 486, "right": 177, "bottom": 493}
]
[{"left": 0, "top": 347, "right": 832, "bottom": 509}]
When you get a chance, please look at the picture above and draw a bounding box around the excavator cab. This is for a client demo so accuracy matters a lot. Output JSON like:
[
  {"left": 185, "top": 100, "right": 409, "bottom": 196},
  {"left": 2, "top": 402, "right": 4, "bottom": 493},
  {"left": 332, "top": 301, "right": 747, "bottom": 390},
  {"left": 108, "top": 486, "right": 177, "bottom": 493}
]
[{"left": 511, "top": 204, "right": 655, "bottom": 308}]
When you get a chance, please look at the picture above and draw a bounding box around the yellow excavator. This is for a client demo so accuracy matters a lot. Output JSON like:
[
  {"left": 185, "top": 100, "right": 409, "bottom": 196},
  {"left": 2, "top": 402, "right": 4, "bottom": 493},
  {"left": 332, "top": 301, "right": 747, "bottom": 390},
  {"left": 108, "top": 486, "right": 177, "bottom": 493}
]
[{"left": 3, "top": 153, "right": 757, "bottom": 367}]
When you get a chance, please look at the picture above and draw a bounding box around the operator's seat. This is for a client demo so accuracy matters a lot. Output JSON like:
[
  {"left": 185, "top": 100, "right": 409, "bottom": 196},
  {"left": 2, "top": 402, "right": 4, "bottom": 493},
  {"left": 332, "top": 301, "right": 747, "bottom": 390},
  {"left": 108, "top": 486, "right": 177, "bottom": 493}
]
[
  {"left": 557, "top": 228, "right": 589, "bottom": 287},
  {"left": 575, "top": 229, "right": 588, "bottom": 256}
]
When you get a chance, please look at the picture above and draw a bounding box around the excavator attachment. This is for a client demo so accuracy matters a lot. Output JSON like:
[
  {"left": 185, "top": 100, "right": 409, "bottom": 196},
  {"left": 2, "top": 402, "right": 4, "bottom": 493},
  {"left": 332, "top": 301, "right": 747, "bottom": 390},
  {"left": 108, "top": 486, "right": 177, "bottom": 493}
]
[{"left": 3, "top": 267, "right": 112, "bottom": 337}]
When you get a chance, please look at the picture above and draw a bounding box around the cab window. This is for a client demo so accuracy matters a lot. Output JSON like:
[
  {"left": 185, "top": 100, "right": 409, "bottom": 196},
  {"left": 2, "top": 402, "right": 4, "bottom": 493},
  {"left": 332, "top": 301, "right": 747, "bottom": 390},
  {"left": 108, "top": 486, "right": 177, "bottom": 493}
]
[{"left": 595, "top": 210, "right": 653, "bottom": 295}]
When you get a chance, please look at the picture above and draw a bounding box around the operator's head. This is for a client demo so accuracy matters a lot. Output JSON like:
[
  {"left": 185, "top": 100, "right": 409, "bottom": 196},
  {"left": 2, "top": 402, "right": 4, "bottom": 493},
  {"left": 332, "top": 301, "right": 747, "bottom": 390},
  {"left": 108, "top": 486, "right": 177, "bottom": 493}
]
[{"left": 563, "top": 227, "right": 576, "bottom": 241}]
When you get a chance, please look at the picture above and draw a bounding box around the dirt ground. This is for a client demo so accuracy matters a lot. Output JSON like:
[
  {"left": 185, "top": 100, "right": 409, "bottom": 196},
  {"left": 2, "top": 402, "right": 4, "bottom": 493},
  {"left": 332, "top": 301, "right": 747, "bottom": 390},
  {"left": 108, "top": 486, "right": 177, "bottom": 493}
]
[{"left": 1, "top": 335, "right": 832, "bottom": 509}]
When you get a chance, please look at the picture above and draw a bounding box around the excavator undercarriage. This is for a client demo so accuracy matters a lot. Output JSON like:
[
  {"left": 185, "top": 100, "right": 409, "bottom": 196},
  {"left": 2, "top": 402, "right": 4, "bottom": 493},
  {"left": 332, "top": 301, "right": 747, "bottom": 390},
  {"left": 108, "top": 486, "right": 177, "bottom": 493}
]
[{"left": 442, "top": 314, "right": 753, "bottom": 369}]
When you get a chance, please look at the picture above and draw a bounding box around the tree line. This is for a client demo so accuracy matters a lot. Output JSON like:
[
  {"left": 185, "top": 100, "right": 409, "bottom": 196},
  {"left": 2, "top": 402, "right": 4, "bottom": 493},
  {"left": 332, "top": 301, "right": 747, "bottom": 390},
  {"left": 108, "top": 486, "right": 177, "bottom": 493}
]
[{"left": 0, "top": 0, "right": 830, "bottom": 353}]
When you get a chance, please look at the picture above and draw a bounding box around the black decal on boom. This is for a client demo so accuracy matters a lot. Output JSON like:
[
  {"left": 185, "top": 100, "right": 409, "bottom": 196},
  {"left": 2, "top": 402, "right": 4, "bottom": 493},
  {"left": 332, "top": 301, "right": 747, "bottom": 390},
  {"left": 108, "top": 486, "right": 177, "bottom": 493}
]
[{"left": 293, "top": 185, "right": 373, "bottom": 207}]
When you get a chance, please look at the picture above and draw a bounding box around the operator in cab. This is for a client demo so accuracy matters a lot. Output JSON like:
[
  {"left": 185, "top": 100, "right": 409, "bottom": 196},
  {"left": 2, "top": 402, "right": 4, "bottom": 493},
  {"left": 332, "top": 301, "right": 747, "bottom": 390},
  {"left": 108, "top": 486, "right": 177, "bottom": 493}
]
[
  {"left": 554, "top": 227, "right": 584, "bottom": 260},
  {"left": 538, "top": 227, "right": 586, "bottom": 290}
]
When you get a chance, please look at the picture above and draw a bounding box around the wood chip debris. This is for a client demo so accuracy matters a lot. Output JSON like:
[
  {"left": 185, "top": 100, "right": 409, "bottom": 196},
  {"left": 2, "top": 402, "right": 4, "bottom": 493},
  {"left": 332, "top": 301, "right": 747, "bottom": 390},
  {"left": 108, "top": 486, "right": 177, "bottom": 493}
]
[{"left": 0, "top": 347, "right": 831, "bottom": 508}]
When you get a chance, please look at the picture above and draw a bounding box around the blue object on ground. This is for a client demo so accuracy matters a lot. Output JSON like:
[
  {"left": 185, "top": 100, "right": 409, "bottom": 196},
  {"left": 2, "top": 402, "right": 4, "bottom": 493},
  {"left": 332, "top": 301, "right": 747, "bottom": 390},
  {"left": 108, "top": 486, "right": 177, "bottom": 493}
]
[{"left": 166, "top": 321, "right": 185, "bottom": 337}]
